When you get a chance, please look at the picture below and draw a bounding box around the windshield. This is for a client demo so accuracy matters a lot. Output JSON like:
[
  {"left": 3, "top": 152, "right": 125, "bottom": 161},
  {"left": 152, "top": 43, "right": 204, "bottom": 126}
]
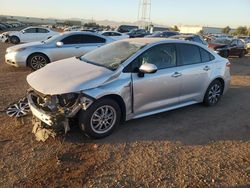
[{"left": 80, "top": 41, "right": 146, "bottom": 70}]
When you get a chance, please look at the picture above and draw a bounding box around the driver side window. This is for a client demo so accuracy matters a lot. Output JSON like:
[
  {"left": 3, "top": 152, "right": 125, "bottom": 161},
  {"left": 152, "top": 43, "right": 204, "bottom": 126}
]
[
  {"left": 24, "top": 28, "right": 37, "bottom": 33},
  {"left": 132, "top": 44, "right": 177, "bottom": 71}
]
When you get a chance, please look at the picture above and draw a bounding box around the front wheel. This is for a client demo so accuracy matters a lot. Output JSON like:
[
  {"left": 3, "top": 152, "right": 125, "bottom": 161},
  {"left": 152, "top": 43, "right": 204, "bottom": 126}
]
[
  {"left": 27, "top": 53, "right": 50, "bottom": 70},
  {"left": 10, "top": 36, "right": 20, "bottom": 44},
  {"left": 203, "top": 80, "right": 223, "bottom": 106},
  {"left": 79, "top": 98, "right": 121, "bottom": 139}
]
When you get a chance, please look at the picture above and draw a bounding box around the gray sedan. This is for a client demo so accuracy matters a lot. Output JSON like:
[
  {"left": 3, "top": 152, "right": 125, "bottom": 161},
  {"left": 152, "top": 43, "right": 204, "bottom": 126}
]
[
  {"left": 27, "top": 38, "right": 231, "bottom": 139},
  {"left": 5, "top": 31, "right": 114, "bottom": 70}
]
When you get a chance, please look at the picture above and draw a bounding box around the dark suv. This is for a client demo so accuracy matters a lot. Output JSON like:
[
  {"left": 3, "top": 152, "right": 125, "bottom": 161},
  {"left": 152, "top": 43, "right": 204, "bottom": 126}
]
[
  {"left": 128, "top": 29, "right": 149, "bottom": 38},
  {"left": 146, "top": 31, "right": 179, "bottom": 38}
]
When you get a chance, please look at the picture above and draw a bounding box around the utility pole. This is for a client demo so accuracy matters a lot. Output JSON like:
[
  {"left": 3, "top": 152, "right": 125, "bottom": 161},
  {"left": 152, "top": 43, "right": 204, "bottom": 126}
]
[{"left": 138, "top": 0, "right": 151, "bottom": 29}]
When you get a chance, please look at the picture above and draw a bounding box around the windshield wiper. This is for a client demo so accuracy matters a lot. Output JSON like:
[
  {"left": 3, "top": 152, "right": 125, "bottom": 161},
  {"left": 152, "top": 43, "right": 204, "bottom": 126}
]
[{"left": 78, "top": 57, "right": 114, "bottom": 71}]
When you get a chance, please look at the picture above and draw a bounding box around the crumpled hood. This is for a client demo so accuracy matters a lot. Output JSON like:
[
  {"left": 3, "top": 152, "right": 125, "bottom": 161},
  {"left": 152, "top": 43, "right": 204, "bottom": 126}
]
[
  {"left": 27, "top": 57, "right": 114, "bottom": 95},
  {"left": 6, "top": 42, "right": 43, "bottom": 53}
]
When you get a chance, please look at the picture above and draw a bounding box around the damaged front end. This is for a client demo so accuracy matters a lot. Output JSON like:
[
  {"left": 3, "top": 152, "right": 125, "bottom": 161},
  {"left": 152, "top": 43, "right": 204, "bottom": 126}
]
[{"left": 27, "top": 89, "right": 94, "bottom": 141}]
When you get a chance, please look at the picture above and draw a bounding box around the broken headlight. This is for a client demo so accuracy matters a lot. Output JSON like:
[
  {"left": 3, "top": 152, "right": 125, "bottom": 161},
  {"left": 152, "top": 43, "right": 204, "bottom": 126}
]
[
  {"left": 37, "top": 95, "right": 58, "bottom": 111},
  {"left": 57, "top": 93, "right": 79, "bottom": 108}
]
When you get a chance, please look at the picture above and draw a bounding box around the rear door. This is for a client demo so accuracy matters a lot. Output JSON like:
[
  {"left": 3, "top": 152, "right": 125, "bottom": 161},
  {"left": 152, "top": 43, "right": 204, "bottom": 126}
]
[
  {"left": 131, "top": 43, "right": 181, "bottom": 116},
  {"left": 36, "top": 28, "right": 51, "bottom": 41},
  {"left": 176, "top": 43, "right": 214, "bottom": 103}
]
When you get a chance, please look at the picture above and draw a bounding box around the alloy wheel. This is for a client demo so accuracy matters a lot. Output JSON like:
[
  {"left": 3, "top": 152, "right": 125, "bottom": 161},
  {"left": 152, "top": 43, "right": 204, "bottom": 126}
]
[
  {"left": 90, "top": 105, "right": 117, "bottom": 134},
  {"left": 30, "top": 55, "right": 47, "bottom": 70},
  {"left": 208, "top": 84, "right": 221, "bottom": 104}
]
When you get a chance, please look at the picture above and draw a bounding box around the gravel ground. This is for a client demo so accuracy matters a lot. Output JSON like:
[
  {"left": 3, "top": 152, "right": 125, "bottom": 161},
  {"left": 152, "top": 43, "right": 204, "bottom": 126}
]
[{"left": 0, "top": 41, "right": 249, "bottom": 188}]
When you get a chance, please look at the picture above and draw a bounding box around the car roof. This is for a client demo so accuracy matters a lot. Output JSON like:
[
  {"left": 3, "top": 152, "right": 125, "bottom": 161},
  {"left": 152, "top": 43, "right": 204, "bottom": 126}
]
[
  {"left": 121, "top": 37, "right": 200, "bottom": 45},
  {"left": 171, "top": 34, "right": 198, "bottom": 38},
  {"left": 24, "top": 26, "right": 50, "bottom": 30}
]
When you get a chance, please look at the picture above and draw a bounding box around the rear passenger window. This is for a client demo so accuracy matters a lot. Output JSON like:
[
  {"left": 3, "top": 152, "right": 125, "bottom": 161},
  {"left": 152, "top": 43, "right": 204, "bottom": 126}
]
[
  {"left": 61, "top": 34, "right": 81, "bottom": 44},
  {"left": 37, "top": 28, "right": 49, "bottom": 33},
  {"left": 178, "top": 44, "right": 201, "bottom": 65},
  {"left": 200, "top": 48, "right": 210, "bottom": 62},
  {"left": 80, "top": 35, "right": 106, "bottom": 43},
  {"left": 200, "top": 48, "right": 215, "bottom": 62}
]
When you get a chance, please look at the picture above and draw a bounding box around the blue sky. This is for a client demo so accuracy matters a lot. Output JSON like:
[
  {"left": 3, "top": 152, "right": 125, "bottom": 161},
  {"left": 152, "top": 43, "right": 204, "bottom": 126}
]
[{"left": 0, "top": 0, "right": 249, "bottom": 28}]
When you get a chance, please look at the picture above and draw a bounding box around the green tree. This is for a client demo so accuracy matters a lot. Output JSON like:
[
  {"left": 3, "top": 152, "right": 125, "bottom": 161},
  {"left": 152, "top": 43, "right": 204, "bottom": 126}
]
[
  {"left": 198, "top": 30, "right": 204, "bottom": 35},
  {"left": 222, "top": 26, "right": 231, "bottom": 34},
  {"left": 172, "top": 25, "right": 180, "bottom": 32},
  {"left": 234, "top": 26, "right": 248, "bottom": 36}
]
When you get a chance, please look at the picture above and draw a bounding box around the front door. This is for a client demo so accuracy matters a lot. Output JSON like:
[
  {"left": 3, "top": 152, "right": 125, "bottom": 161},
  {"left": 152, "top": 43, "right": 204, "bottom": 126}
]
[{"left": 131, "top": 43, "right": 181, "bottom": 116}]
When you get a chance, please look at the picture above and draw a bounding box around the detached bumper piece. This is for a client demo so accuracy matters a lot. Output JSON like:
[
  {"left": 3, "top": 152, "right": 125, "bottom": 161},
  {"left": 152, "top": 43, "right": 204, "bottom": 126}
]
[{"left": 27, "top": 90, "right": 93, "bottom": 142}]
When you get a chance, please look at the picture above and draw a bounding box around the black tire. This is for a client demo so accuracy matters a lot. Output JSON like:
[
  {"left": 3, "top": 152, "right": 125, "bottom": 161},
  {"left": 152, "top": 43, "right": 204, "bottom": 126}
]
[
  {"left": 78, "top": 98, "right": 121, "bottom": 139},
  {"left": 223, "top": 50, "right": 229, "bottom": 58},
  {"left": 203, "top": 80, "right": 223, "bottom": 106},
  {"left": 239, "top": 51, "right": 245, "bottom": 58},
  {"left": 27, "top": 53, "right": 50, "bottom": 70},
  {"left": 10, "top": 36, "right": 20, "bottom": 44}
]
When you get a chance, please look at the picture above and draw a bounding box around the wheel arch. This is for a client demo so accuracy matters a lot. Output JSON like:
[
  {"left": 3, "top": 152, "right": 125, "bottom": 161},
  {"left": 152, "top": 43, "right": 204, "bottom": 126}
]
[
  {"left": 209, "top": 77, "right": 225, "bottom": 91},
  {"left": 98, "top": 94, "right": 126, "bottom": 122},
  {"left": 204, "top": 77, "right": 225, "bottom": 99},
  {"left": 26, "top": 52, "right": 51, "bottom": 67}
]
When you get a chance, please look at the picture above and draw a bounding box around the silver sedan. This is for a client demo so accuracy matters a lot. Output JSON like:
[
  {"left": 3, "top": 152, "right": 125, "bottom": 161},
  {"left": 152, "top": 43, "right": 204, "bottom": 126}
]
[
  {"left": 5, "top": 31, "right": 114, "bottom": 70},
  {"left": 27, "top": 38, "right": 231, "bottom": 139}
]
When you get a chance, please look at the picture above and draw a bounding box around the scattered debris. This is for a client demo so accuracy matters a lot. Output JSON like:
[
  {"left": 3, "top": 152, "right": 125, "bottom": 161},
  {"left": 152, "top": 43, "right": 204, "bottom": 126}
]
[
  {"left": 5, "top": 97, "right": 30, "bottom": 118},
  {"left": 32, "top": 118, "right": 56, "bottom": 142}
]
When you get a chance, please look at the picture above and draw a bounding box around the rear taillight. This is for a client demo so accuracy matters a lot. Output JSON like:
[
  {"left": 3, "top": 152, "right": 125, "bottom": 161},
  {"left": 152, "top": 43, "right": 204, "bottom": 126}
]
[{"left": 226, "top": 61, "right": 231, "bottom": 68}]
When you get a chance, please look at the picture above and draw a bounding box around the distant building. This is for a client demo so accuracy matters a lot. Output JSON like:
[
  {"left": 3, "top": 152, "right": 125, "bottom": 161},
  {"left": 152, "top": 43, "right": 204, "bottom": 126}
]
[
  {"left": 179, "top": 25, "right": 236, "bottom": 35},
  {"left": 0, "top": 15, "right": 82, "bottom": 26}
]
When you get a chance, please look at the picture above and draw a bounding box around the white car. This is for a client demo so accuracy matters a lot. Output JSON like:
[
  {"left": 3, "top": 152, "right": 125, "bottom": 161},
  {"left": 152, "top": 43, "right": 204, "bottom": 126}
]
[
  {"left": 101, "top": 31, "right": 129, "bottom": 40},
  {"left": 64, "top": 26, "right": 82, "bottom": 32},
  {"left": 4, "top": 26, "right": 59, "bottom": 44},
  {"left": 5, "top": 32, "right": 115, "bottom": 70}
]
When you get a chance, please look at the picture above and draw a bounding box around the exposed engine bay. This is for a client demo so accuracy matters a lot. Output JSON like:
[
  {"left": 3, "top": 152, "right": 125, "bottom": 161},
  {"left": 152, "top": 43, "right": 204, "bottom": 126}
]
[{"left": 27, "top": 89, "right": 94, "bottom": 141}]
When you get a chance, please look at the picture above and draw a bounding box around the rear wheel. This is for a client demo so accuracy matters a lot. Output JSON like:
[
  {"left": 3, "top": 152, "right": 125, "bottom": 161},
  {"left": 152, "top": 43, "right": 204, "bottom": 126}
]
[
  {"left": 27, "top": 53, "right": 50, "bottom": 70},
  {"left": 79, "top": 98, "right": 121, "bottom": 139},
  {"left": 239, "top": 51, "right": 245, "bottom": 58},
  {"left": 223, "top": 50, "right": 229, "bottom": 58},
  {"left": 203, "top": 80, "right": 223, "bottom": 106},
  {"left": 10, "top": 36, "right": 20, "bottom": 44}
]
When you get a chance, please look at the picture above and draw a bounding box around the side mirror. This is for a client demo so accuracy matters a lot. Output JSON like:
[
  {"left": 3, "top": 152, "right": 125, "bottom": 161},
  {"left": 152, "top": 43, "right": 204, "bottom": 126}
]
[
  {"left": 21, "top": 30, "right": 25, "bottom": 34},
  {"left": 56, "top": 41, "right": 63, "bottom": 47},
  {"left": 139, "top": 63, "right": 158, "bottom": 74}
]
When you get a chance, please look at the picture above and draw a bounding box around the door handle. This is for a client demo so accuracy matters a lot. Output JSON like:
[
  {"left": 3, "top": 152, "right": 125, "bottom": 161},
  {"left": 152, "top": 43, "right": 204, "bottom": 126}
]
[
  {"left": 203, "top": 66, "right": 210, "bottom": 71},
  {"left": 171, "top": 72, "right": 182, "bottom": 78},
  {"left": 75, "top": 46, "right": 80, "bottom": 49}
]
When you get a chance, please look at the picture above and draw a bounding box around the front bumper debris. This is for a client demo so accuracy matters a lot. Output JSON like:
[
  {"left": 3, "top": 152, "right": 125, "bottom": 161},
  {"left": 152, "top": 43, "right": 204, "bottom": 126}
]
[{"left": 27, "top": 90, "right": 93, "bottom": 141}]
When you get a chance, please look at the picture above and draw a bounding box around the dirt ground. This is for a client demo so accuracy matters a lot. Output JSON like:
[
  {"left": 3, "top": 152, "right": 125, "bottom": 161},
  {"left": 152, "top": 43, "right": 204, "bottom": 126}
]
[{"left": 0, "top": 41, "right": 249, "bottom": 188}]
